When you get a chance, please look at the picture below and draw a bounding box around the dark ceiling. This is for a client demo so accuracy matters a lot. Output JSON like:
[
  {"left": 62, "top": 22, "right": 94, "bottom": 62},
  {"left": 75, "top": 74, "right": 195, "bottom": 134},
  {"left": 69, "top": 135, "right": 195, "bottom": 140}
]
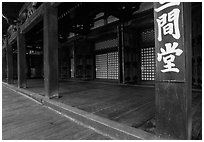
[
  {"left": 2, "top": 2, "right": 201, "bottom": 38},
  {"left": 2, "top": 2, "right": 141, "bottom": 37},
  {"left": 57, "top": 2, "right": 141, "bottom": 39},
  {"left": 24, "top": 2, "right": 142, "bottom": 45},
  {"left": 2, "top": 2, "right": 143, "bottom": 45},
  {"left": 2, "top": 2, "right": 25, "bottom": 36}
]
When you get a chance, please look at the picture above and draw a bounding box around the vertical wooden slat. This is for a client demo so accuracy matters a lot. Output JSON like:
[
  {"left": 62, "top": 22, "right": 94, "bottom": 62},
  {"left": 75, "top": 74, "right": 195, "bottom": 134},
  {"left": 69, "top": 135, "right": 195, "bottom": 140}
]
[
  {"left": 43, "top": 4, "right": 59, "bottom": 98},
  {"left": 117, "top": 24, "right": 125, "bottom": 83},
  {"left": 154, "top": 2, "right": 192, "bottom": 139},
  {"left": 17, "top": 27, "right": 27, "bottom": 88},
  {"left": 121, "top": 25, "right": 125, "bottom": 83}
]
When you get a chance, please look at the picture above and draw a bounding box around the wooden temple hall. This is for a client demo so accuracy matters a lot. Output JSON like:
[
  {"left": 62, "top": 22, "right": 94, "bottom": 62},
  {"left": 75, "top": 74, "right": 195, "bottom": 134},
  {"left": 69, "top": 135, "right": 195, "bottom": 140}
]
[{"left": 2, "top": 2, "right": 202, "bottom": 140}]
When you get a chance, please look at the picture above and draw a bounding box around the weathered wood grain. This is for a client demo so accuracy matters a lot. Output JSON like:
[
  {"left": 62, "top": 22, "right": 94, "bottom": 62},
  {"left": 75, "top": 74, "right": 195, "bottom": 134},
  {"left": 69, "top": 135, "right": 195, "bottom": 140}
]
[
  {"left": 2, "top": 86, "right": 110, "bottom": 140},
  {"left": 8, "top": 79, "right": 201, "bottom": 139}
]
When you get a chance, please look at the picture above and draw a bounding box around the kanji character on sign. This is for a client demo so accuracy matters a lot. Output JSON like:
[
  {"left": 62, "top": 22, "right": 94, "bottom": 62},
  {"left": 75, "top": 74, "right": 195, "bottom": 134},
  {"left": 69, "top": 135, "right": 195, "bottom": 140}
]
[
  {"left": 155, "top": 2, "right": 180, "bottom": 12},
  {"left": 156, "top": 8, "right": 180, "bottom": 41},
  {"left": 157, "top": 42, "right": 183, "bottom": 73}
]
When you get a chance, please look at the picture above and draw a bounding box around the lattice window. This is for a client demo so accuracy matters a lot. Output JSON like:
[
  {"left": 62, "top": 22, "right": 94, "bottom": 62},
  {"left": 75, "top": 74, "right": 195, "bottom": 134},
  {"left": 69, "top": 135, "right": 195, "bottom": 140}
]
[
  {"left": 96, "top": 52, "right": 118, "bottom": 79},
  {"left": 108, "top": 52, "right": 118, "bottom": 79},
  {"left": 96, "top": 54, "right": 108, "bottom": 79},
  {"left": 141, "top": 47, "right": 155, "bottom": 81},
  {"left": 141, "top": 29, "right": 155, "bottom": 43}
]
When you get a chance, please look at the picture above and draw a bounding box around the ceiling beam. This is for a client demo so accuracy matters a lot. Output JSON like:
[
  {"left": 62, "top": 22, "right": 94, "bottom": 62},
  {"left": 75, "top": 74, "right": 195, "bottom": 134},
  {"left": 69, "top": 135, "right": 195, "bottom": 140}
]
[{"left": 20, "top": 3, "right": 46, "bottom": 33}]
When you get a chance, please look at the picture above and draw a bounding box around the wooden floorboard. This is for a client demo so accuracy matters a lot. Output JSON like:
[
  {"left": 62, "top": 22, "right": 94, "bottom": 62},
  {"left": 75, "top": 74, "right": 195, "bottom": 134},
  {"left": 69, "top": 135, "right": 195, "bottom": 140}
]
[
  {"left": 94, "top": 95, "right": 153, "bottom": 118},
  {"left": 2, "top": 86, "right": 111, "bottom": 140},
  {"left": 9, "top": 79, "right": 202, "bottom": 139},
  {"left": 116, "top": 102, "right": 155, "bottom": 127},
  {"left": 81, "top": 132, "right": 111, "bottom": 140}
]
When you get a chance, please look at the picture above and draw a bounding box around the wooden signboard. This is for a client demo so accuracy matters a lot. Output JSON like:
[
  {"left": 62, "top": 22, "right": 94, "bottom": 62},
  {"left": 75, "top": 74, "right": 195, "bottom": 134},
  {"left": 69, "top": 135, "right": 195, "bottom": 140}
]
[
  {"left": 154, "top": 2, "right": 186, "bottom": 81},
  {"left": 154, "top": 2, "right": 192, "bottom": 139}
]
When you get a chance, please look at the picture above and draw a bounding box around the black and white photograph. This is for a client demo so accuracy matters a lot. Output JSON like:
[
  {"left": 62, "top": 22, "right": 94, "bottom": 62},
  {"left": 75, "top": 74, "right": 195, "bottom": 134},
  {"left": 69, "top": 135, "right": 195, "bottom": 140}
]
[{"left": 2, "top": 1, "right": 202, "bottom": 140}]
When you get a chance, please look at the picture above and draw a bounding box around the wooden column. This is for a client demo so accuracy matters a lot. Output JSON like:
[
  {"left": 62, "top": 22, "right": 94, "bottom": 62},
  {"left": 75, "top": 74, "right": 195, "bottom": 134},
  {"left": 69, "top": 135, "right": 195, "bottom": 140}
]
[
  {"left": 92, "top": 46, "right": 95, "bottom": 80},
  {"left": 43, "top": 5, "right": 59, "bottom": 98},
  {"left": 154, "top": 3, "right": 192, "bottom": 139},
  {"left": 117, "top": 24, "right": 125, "bottom": 83},
  {"left": 73, "top": 41, "right": 77, "bottom": 79},
  {"left": 17, "top": 27, "right": 27, "bottom": 88},
  {"left": 6, "top": 39, "right": 13, "bottom": 84},
  {"left": 2, "top": 48, "right": 7, "bottom": 80}
]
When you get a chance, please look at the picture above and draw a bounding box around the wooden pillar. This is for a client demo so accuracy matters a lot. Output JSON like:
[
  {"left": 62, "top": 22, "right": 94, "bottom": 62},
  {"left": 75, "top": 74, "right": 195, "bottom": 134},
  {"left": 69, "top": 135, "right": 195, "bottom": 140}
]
[
  {"left": 6, "top": 39, "right": 14, "bottom": 84},
  {"left": 118, "top": 24, "right": 125, "bottom": 83},
  {"left": 43, "top": 5, "right": 59, "bottom": 98},
  {"left": 73, "top": 41, "right": 77, "bottom": 79},
  {"left": 17, "top": 27, "right": 27, "bottom": 88},
  {"left": 92, "top": 46, "right": 95, "bottom": 80},
  {"left": 154, "top": 3, "right": 192, "bottom": 139},
  {"left": 2, "top": 48, "right": 7, "bottom": 80}
]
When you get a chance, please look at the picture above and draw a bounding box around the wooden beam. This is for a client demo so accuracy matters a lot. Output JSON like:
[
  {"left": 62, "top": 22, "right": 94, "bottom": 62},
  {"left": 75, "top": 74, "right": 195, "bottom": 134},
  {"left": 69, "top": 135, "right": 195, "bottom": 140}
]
[
  {"left": 19, "top": 2, "right": 31, "bottom": 16},
  {"left": 17, "top": 27, "right": 27, "bottom": 88},
  {"left": 6, "top": 39, "right": 14, "bottom": 84},
  {"left": 43, "top": 5, "right": 59, "bottom": 98},
  {"left": 20, "top": 3, "right": 45, "bottom": 34},
  {"left": 154, "top": 2, "right": 192, "bottom": 139},
  {"left": 68, "top": 27, "right": 86, "bottom": 35},
  {"left": 8, "top": 32, "right": 17, "bottom": 45}
]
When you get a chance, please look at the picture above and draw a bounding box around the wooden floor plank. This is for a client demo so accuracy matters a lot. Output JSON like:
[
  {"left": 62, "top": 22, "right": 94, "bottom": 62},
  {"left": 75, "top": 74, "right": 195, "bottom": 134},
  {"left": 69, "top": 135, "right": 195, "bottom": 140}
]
[
  {"left": 2, "top": 86, "right": 110, "bottom": 140},
  {"left": 7, "top": 79, "right": 202, "bottom": 139},
  {"left": 116, "top": 102, "right": 155, "bottom": 127},
  {"left": 81, "top": 132, "right": 111, "bottom": 140}
]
